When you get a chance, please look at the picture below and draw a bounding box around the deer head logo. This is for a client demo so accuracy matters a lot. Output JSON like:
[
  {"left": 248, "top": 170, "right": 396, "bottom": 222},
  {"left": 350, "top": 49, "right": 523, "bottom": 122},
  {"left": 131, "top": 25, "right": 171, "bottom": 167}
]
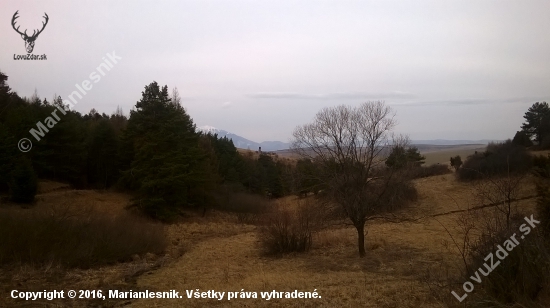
[{"left": 11, "top": 11, "right": 49, "bottom": 54}]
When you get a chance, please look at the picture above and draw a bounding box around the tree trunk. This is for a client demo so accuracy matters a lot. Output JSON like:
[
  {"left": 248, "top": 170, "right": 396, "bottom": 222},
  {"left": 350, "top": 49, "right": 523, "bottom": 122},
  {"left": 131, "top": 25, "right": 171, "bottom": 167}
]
[{"left": 355, "top": 222, "right": 366, "bottom": 258}]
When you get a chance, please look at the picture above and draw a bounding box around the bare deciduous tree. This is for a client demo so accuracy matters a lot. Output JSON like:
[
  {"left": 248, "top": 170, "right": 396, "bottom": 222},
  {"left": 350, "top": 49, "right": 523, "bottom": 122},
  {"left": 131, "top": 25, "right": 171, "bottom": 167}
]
[
  {"left": 292, "top": 101, "right": 408, "bottom": 257},
  {"left": 171, "top": 87, "right": 182, "bottom": 106}
]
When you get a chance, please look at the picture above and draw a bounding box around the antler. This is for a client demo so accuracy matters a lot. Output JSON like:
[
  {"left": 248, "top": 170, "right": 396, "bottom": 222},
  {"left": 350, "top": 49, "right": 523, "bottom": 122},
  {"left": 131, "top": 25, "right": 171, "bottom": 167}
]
[
  {"left": 11, "top": 10, "right": 27, "bottom": 37},
  {"left": 11, "top": 11, "right": 49, "bottom": 39},
  {"left": 29, "top": 13, "right": 49, "bottom": 39}
]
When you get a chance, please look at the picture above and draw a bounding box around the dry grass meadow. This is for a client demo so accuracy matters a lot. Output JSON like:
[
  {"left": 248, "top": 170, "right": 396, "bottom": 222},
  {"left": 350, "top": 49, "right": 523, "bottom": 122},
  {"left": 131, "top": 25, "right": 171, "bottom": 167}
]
[
  {"left": 421, "top": 144, "right": 486, "bottom": 165},
  {"left": 266, "top": 144, "right": 487, "bottom": 166},
  {"left": 1, "top": 169, "right": 546, "bottom": 307}
]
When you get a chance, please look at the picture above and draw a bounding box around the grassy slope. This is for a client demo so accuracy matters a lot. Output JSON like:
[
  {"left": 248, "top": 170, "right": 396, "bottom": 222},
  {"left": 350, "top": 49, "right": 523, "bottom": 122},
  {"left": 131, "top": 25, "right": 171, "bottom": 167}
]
[
  {"left": 132, "top": 173, "right": 538, "bottom": 307},
  {"left": 0, "top": 173, "right": 541, "bottom": 307}
]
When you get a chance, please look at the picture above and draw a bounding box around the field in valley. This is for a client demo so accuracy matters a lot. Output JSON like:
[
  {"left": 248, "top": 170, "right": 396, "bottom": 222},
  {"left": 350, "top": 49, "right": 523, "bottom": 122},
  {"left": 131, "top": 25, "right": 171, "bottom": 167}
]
[
  {"left": 256, "top": 144, "right": 487, "bottom": 166},
  {"left": 1, "top": 171, "right": 544, "bottom": 307},
  {"left": 419, "top": 144, "right": 486, "bottom": 165}
]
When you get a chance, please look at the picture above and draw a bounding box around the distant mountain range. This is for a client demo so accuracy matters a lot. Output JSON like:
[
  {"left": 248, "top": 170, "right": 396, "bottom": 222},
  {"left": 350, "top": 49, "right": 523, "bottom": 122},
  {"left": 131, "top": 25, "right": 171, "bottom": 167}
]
[
  {"left": 410, "top": 139, "right": 501, "bottom": 145},
  {"left": 198, "top": 126, "right": 291, "bottom": 151},
  {"left": 198, "top": 126, "right": 499, "bottom": 151}
]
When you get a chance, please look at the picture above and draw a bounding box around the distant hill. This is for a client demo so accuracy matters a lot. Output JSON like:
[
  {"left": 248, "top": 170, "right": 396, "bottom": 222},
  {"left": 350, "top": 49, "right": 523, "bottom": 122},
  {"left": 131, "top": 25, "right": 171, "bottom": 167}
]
[
  {"left": 411, "top": 139, "right": 501, "bottom": 145},
  {"left": 197, "top": 127, "right": 500, "bottom": 151},
  {"left": 258, "top": 141, "right": 291, "bottom": 151},
  {"left": 197, "top": 126, "right": 291, "bottom": 151}
]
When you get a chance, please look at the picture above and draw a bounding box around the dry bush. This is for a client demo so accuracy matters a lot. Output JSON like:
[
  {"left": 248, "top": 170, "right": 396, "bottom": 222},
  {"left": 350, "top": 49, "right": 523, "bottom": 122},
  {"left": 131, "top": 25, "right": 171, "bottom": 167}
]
[
  {"left": 472, "top": 173, "right": 527, "bottom": 230},
  {"left": 435, "top": 197, "right": 550, "bottom": 306},
  {"left": 467, "top": 225, "right": 549, "bottom": 306},
  {"left": 534, "top": 154, "right": 550, "bottom": 237},
  {"left": 0, "top": 206, "right": 167, "bottom": 268},
  {"left": 258, "top": 200, "right": 324, "bottom": 255},
  {"left": 375, "top": 171, "right": 419, "bottom": 212},
  {"left": 442, "top": 207, "right": 550, "bottom": 306},
  {"left": 260, "top": 210, "right": 312, "bottom": 255}
]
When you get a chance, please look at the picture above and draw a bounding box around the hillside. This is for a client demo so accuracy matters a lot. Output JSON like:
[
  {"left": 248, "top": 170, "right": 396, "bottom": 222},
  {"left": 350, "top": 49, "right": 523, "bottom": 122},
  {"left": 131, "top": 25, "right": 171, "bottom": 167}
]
[{"left": 1, "top": 172, "right": 543, "bottom": 307}]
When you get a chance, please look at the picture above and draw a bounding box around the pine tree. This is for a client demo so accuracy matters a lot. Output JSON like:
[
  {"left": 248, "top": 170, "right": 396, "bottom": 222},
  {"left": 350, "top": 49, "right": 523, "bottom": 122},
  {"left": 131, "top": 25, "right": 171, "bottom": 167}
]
[
  {"left": 386, "top": 146, "right": 425, "bottom": 169},
  {"left": 512, "top": 130, "right": 533, "bottom": 147},
  {"left": 521, "top": 102, "right": 550, "bottom": 144},
  {"left": 86, "top": 118, "right": 120, "bottom": 188},
  {"left": 450, "top": 155, "right": 463, "bottom": 171},
  {"left": 120, "top": 82, "right": 210, "bottom": 220}
]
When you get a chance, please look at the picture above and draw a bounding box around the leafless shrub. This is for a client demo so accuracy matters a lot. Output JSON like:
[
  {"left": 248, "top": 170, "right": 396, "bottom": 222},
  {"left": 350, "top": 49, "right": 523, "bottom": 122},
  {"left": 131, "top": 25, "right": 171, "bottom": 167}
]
[
  {"left": 466, "top": 221, "right": 549, "bottom": 306},
  {"left": 533, "top": 154, "right": 550, "bottom": 237},
  {"left": 473, "top": 173, "right": 527, "bottom": 231},
  {"left": 432, "top": 175, "right": 550, "bottom": 307},
  {"left": 258, "top": 200, "right": 322, "bottom": 255}
]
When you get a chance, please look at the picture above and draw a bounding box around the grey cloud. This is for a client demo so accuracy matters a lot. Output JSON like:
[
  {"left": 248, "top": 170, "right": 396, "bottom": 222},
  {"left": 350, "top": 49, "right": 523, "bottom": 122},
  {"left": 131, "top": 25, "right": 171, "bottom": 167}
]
[
  {"left": 393, "top": 96, "right": 549, "bottom": 107},
  {"left": 2, "top": 1, "right": 549, "bottom": 142},
  {"left": 247, "top": 91, "right": 417, "bottom": 100},
  {"left": 393, "top": 98, "right": 491, "bottom": 107}
]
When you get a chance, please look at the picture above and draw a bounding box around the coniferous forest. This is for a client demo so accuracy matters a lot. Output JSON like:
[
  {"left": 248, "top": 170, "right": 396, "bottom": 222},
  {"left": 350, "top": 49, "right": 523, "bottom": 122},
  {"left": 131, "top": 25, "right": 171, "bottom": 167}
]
[{"left": 0, "top": 72, "right": 295, "bottom": 220}]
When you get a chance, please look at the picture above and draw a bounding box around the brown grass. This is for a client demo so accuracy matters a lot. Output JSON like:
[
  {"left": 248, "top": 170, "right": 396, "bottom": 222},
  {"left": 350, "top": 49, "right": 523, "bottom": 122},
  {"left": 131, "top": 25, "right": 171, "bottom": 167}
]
[
  {"left": 422, "top": 145, "right": 486, "bottom": 165},
  {"left": 1, "top": 175, "right": 547, "bottom": 307},
  {"left": 129, "top": 174, "right": 540, "bottom": 307},
  {"left": 0, "top": 207, "right": 166, "bottom": 268},
  {"left": 0, "top": 185, "right": 167, "bottom": 307}
]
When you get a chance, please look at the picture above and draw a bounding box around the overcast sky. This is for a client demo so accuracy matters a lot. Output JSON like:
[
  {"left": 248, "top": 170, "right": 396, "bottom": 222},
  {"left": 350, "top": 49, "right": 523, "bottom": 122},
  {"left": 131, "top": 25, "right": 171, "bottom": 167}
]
[{"left": 2, "top": 0, "right": 549, "bottom": 142}]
